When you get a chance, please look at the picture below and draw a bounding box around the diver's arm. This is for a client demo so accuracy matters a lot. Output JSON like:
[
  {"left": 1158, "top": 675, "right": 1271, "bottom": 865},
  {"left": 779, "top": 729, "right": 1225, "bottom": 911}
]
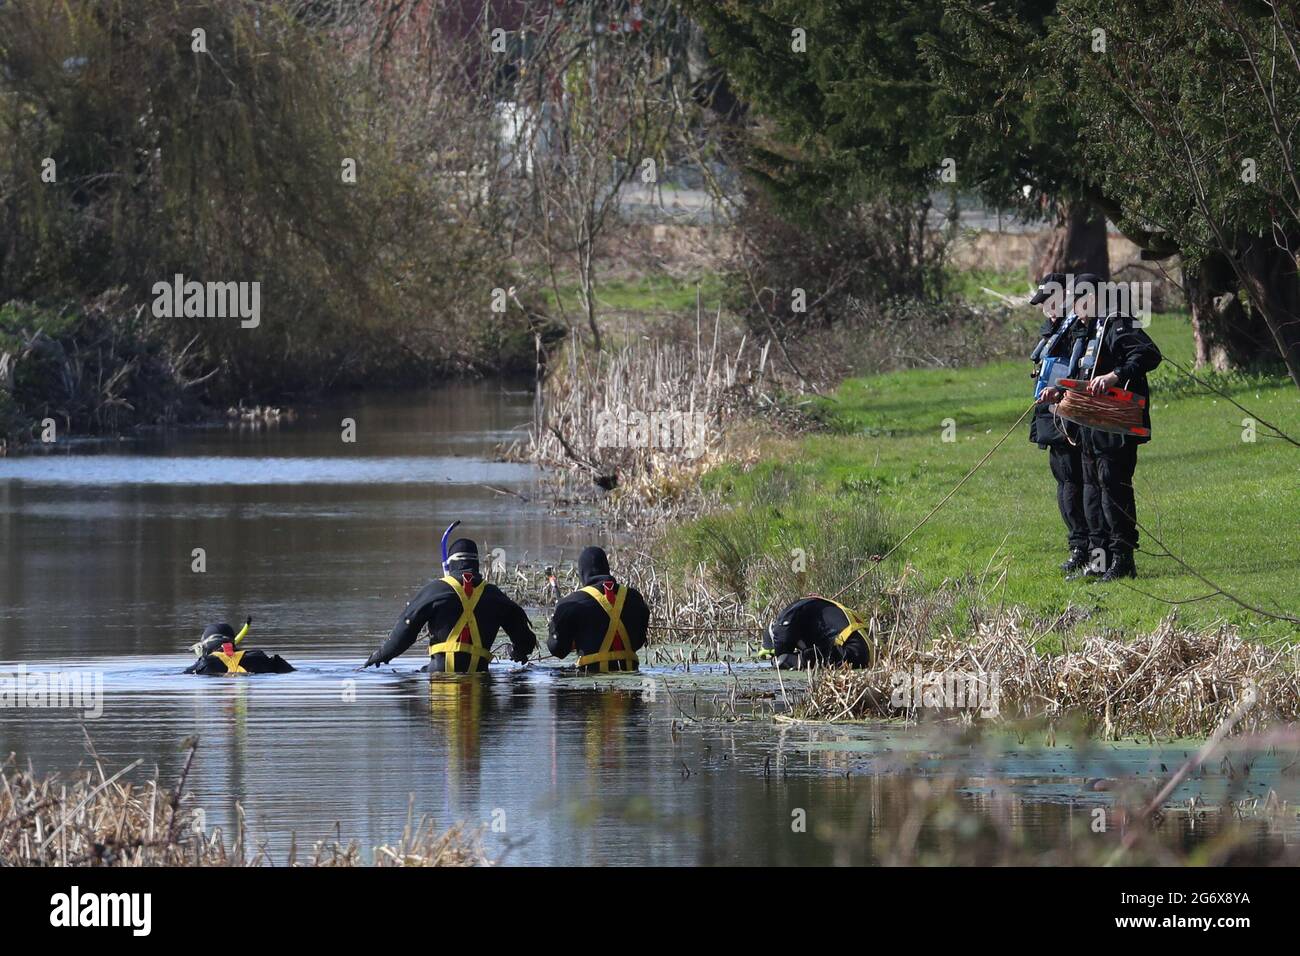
[
  {"left": 365, "top": 586, "right": 434, "bottom": 667},
  {"left": 623, "top": 588, "right": 651, "bottom": 651},
  {"left": 498, "top": 591, "right": 537, "bottom": 662},
  {"left": 546, "top": 599, "right": 577, "bottom": 659}
]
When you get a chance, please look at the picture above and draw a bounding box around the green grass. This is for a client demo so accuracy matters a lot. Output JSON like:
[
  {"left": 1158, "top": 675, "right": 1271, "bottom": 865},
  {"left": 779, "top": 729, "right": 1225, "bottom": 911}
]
[
  {"left": 946, "top": 267, "right": 1031, "bottom": 304},
  {"left": 541, "top": 273, "right": 725, "bottom": 316},
  {"left": 675, "top": 312, "right": 1300, "bottom": 642}
]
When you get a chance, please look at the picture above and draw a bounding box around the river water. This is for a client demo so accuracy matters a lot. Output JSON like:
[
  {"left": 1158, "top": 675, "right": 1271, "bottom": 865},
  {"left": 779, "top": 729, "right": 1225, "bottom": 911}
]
[{"left": 1, "top": 385, "right": 1296, "bottom": 865}]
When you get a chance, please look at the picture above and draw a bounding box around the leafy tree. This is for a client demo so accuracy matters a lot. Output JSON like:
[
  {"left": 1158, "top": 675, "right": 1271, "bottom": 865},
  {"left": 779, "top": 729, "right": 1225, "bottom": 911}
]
[
  {"left": 684, "top": 0, "right": 1300, "bottom": 381},
  {"left": 1053, "top": 0, "right": 1300, "bottom": 383},
  {"left": 681, "top": 1, "right": 1110, "bottom": 274},
  {"left": 0, "top": 0, "right": 527, "bottom": 404}
]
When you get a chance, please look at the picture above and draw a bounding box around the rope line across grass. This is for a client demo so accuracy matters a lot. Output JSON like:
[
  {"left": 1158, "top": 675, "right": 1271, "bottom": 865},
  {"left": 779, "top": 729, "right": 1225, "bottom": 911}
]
[{"left": 831, "top": 402, "right": 1038, "bottom": 601}]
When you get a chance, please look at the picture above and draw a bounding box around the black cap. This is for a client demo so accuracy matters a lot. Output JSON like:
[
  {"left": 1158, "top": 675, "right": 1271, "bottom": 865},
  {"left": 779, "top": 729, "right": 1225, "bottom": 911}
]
[{"left": 1029, "top": 272, "right": 1068, "bottom": 305}]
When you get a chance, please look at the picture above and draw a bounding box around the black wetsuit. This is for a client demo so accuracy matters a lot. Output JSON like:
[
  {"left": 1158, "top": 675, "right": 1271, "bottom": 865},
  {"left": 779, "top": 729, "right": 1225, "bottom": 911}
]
[
  {"left": 1030, "top": 313, "right": 1092, "bottom": 554},
  {"left": 548, "top": 574, "right": 650, "bottom": 672},
  {"left": 764, "top": 597, "right": 873, "bottom": 670},
  {"left": 186, "top": 649, "right": 295, "bottom": 675},
  {"left": 367, "top": 569, "right": 536, "bottom": 673},
  {"left": 1073, "top": 314, "right": 1162, "bottom": 559}
]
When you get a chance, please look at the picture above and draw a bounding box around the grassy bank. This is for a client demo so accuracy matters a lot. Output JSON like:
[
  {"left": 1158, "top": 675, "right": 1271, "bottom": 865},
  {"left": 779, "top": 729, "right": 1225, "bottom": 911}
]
[{"left": 666, "top": 313, "right": 1300, "bottom": 643}]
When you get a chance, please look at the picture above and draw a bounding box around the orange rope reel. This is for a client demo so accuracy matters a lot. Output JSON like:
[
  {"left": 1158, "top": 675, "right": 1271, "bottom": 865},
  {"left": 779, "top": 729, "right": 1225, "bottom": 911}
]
[{"left": 1054, "top": 378, "right": 1150, "bottom": 438}]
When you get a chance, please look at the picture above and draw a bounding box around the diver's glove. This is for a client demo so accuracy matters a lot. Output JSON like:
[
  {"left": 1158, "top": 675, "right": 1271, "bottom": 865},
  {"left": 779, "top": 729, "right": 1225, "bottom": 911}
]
[
  {"left": 756, "top": 648, "right": 774, "bottom": 661},
  {"left": 363, "top": 651, "right": 388, "bottom": 668}
]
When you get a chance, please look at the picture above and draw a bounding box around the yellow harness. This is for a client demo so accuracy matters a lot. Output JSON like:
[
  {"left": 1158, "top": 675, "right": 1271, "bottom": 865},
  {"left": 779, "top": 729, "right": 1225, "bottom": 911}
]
[
  {"left": 429, "top": 574, "right": 493, "bottom": 672},
  {"left": 577, "top": 583, "right": 638, "bottom": 672},
  {"left": 210, "top": 649, "right": 247, "bottom": 675},
  {"left": 824, "top": 598, "right": 872, "bottom": 659}
]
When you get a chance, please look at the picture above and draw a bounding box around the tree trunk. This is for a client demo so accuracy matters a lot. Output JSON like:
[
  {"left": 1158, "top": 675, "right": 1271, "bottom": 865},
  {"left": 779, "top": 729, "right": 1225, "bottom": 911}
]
[
  {"left": 1035, "top": 202, "right": 1110, "bottom": 280},
  {"left": 1235, "top": 235, "right": 1300, "bottom": 388},
  {"left": 1184, "top": 252, "right": 1274, "bottom": 370},
  {"left": 578, "top": 237, "right": 601, "bottom": 351}
]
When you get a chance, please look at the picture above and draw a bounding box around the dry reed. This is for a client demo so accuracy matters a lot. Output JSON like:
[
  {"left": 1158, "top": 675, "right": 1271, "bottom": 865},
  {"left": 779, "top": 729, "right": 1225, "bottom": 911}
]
[
  {"left": 0, "top": 742, "right": 489, "bottom": 867},
  {"left": 508, "top": 302, "right": 820, "bottom": 526},
  {"left": 797, "top": 600, "right": 1300, "bottom": 738}
]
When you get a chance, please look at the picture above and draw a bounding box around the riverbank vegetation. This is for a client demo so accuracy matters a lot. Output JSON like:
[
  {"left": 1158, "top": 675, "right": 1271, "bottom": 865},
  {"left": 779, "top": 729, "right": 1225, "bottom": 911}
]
[
  {"left": 660, "top": 316, "right": 1300, "bottom": 641},
  {"left": 796, "top": 605, "right": 1298, "bottom": 738},
  {"left": 0, "top": 0, "right": 550, "bottom": 447},
  {"left": 0, "top": 741, "right": 488, "bottom": 866}
]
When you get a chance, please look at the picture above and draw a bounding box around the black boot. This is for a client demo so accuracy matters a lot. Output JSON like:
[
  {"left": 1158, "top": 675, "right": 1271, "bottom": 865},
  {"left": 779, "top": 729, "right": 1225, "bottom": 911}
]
[
  {"left": 1099, "top": 551, "right": 1137, "bottom": 582},
  {"left": 1079, "top": 548, "right": 1109, "bottom": 582},
  {"left": 1060, "top": 548, "right": 1089, "bottom": 578}
]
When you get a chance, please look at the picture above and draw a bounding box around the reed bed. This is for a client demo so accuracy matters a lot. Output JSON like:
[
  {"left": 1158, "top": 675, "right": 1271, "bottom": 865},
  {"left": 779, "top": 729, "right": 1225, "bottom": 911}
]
[
  {"left": 0, "top": 744, "right": 488, "bottom": 867},
  {"left": 797, "top": 601, "right": 1300, "bottom": 738},
  {"left": 509, "top": 305, "right": 821, "bottom": 526}
]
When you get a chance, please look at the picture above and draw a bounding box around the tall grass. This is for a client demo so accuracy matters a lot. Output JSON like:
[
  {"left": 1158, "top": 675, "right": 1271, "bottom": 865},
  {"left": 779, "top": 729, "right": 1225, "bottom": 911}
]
[
  {"left": 665, "top": 464, "right": 893, "bottom": 618},
  {"left": 796, "top": 589, "right": 1300, "bottom": 738}
]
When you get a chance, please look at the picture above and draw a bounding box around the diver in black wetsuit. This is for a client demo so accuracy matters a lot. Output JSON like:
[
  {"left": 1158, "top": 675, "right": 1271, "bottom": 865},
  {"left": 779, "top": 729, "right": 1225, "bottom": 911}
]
[
  {"left": 761, "top": 596, "right": 874, "bottom": 670},
  {"left": 547, "top": 547, "right": 650, "bottom": 673},
  {"left": 363, "top": 537, "right": 536, "bottom": 673},
  {"left": 185, "top": 620, "right": 295, "bottom": 675}
]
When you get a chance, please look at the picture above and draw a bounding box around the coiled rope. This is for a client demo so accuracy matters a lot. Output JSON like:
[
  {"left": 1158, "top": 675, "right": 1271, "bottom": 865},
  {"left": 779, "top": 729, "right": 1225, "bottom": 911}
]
[{"left": 1055, "top": 387, "right": 1146, "bottom": 436}]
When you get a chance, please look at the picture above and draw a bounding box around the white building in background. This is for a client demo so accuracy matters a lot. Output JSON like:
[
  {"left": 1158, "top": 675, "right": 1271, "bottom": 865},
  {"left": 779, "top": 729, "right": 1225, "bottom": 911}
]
[{"left": 492, "top": 99, "right": 560, "bottom": 177}]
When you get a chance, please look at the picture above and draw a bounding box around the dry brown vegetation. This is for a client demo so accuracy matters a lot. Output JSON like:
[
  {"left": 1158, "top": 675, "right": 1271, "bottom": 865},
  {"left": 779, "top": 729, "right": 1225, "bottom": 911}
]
[
  {"left": 0, "top": 741, "right": 488, "bottom": 867},
  {"left": 511, "top": 302, "right": 822, "bottom": 520},
  {"left": 796, "top": 586, "right": 1300, "bottom": 738}
]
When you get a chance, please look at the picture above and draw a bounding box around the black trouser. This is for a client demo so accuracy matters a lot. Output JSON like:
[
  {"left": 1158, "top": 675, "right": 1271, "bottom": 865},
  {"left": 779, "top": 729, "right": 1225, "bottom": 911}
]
[
  {"left": 1047, "top": 443, "right": 1092, "bottom": 552},
  {"left": 1081, "top": 438, "right": 1140, "bottom": 557}
]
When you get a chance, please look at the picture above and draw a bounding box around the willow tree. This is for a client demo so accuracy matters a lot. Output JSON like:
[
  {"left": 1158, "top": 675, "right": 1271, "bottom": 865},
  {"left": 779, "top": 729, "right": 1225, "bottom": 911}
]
[{"left": 0, "top": 0, "right": 522, "bottom": 397}]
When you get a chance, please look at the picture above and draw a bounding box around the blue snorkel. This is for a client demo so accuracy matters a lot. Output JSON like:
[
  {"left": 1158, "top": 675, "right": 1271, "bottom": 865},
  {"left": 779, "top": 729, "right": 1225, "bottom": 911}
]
[{"left": 440, "top": 520, "right": 461, "bottom": 575}]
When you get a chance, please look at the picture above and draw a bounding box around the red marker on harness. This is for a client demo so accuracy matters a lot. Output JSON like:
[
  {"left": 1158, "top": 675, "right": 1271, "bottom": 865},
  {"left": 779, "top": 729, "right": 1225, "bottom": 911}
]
[{"left": 603, "top": 581, "right": 624, "bottom": 649}]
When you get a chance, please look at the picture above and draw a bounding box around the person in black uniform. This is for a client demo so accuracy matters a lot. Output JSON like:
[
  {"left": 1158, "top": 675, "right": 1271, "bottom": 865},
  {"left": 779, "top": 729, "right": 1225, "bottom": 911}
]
[
  {"left": 1039, "top": 275, "right": 1162, "bottom": 581},
  {"left": 1029, "top": 272, "right": 1094, "bottom": 578},
  {"left": 548, "top": 546, "right": 649, "bottom": 672},
  {"left": 185, "top": 621, "right": 295, "bottom": 675},
  {"left": 760, "top": 596, "right": 874, "bottom": 669},
  {"left": 363, "top": 537, "right": 536, "bottom": 672}
]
